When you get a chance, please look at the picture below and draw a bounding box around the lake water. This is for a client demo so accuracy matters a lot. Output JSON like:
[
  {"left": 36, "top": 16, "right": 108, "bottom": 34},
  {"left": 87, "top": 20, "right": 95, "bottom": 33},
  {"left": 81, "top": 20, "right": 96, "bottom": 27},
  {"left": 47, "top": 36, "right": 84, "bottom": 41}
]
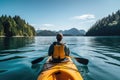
[{"left": 0, "top": 36, "right": 120, "bottom": 80}]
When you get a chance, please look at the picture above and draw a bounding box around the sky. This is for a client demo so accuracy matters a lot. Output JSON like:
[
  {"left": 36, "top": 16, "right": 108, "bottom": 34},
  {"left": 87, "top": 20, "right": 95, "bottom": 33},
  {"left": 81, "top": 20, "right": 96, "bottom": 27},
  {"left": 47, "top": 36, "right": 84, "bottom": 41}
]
[{"left": 0, "top": 0, "right": 120, "bottom": 31}]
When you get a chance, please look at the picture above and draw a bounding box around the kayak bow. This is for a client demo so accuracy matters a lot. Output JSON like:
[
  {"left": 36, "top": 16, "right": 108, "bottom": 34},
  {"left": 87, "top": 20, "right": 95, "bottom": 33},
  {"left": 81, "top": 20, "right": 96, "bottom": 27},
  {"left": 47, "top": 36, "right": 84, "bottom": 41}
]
[{"left": 37, "top": 56, "right": 83, "bottom": 80}]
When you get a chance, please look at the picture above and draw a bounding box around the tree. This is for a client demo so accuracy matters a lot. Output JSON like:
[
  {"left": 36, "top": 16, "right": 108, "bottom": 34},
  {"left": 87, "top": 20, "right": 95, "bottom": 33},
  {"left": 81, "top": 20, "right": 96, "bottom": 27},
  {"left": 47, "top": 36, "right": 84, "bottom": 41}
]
[
  {"left": 0, "top": 15, "right": 36, "bottom": 37},
  {"left": 86, "top": 10, "right": 120, "bottom": 36}
]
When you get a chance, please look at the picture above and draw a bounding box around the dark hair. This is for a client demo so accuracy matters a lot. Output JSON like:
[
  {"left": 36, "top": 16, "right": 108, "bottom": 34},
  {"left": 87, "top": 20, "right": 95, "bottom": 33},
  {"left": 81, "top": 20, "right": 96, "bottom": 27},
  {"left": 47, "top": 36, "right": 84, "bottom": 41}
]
[{"left": 56, "top": 33, "right": 63, "bottom": 41}]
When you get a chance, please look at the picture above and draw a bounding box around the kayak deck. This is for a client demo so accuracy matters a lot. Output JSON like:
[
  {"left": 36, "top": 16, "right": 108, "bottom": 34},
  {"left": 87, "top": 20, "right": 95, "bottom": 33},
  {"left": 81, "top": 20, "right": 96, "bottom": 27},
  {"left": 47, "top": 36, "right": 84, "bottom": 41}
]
[{"left": 37, "top": 56, "right": 83, "bottom": 80}]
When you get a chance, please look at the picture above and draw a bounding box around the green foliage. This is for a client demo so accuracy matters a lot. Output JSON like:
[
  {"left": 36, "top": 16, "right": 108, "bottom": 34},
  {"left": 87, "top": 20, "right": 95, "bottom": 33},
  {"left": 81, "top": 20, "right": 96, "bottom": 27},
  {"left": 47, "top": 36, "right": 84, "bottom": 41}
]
[
  {"left": 86, "top": 10, "right": 120, "bottom": 36},
  {"left": 0, "top": 15, "right": 36, "bottom": 37}
]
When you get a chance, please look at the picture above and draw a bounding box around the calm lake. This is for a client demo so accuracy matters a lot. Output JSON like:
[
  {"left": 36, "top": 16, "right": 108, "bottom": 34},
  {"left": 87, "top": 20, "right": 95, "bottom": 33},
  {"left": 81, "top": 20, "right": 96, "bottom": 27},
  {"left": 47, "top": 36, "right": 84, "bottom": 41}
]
[{"left": 0, "top": 36, "right": 120, "bottom": 80}]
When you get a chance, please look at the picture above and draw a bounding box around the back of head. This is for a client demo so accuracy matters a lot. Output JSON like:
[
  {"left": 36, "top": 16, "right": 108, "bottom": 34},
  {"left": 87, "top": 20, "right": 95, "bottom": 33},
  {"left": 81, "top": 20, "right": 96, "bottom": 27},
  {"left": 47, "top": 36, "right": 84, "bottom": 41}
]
[{"left": 56, "top": 33, "right": 63, "bottom": 42}]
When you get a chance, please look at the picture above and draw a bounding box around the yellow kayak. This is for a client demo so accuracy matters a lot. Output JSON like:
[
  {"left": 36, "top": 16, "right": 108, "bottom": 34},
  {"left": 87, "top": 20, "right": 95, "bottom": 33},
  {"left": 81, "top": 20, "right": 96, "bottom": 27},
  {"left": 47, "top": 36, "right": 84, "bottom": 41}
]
[{"left": 37, "top": 56, "right": 83, "bottom": 80}]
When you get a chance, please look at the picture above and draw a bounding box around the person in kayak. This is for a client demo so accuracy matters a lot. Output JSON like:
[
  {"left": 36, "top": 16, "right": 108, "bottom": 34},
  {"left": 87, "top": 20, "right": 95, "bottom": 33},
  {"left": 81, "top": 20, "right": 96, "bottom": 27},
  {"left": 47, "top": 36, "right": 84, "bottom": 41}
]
[{"left": 48, "top": 33, "right": 70, "bottom": 62}]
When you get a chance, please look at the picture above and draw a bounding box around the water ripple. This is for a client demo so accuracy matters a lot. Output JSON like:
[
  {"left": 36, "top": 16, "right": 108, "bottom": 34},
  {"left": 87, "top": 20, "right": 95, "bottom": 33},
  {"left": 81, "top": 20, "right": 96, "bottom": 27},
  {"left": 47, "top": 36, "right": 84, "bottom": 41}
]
[
  {"left": 0, "top": 50, "right": 35, "bottom": 54},
  {"left": 0, "top": 37, "right": 120, "bottom": 80},
  {"left": 105, "top": 61, "right": 120, "bottom": 67},
  {"left": 0, "top": 56, "right": 26, "bottom": 62},
  {"left": 94, "top": 56, "right": 108, "bottom": 60},
  {"left": 0, "top": 70, "right": 8, "bottom": 73}
]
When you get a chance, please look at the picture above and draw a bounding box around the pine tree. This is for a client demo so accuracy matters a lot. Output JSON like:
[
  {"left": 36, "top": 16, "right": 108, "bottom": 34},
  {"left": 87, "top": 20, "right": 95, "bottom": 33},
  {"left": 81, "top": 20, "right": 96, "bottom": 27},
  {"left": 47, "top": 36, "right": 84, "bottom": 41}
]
[
  {"left": 0, "top": 15, "right": 36, "bottom": 37},
  {"left": 86, "top": 10, "right": 120, "bottom": 36}
]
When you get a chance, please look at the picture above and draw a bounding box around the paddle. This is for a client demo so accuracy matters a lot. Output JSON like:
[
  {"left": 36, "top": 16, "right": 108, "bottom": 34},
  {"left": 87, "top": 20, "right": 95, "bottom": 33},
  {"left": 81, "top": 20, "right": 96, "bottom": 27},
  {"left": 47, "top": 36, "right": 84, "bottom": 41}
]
[
  {"left": 32, "top": 56, "right": 46, "bottom": 64},
  {"left": 32, "top": 56, "right": 89, "bottom": 65},
  {"left": 71, "top": 52, "right": 89, "bottom": 65},
  {"left": 74, "top": 57, "right": 88, "bottom": 65}
]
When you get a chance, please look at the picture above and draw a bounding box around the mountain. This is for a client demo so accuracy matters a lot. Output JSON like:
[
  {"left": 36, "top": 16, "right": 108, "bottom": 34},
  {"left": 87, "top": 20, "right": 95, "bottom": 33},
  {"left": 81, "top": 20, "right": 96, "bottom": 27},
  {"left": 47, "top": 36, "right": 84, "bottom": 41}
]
[
  {"left": 0, "top": 15, "right": 36, "bottom": 37},
  {"left": 36, "top": 28, "right": 86, "bottom": 36},
  {"left": 36, "top": 30, "right": 57, "bottom": 36},
  {"left": 61, "top": 28, "right": 86, "bottom": 36},
  {"left": 86, "top": 10, "right": 120, "bottom": 36}
]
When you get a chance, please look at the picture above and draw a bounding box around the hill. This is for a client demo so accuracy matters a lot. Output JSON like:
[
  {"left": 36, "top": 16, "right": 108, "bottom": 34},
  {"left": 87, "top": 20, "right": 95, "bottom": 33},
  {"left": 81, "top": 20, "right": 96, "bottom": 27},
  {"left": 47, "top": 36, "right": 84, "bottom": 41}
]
[
  {"left": 86, "top": 10, "right": 120, "bottom": 36},
  {"left": 0, "top": 15, "right": 36, "bottom": 37},
  {"left": 36, "top": 30, "right": 57, "bottom": 36},
  {"left": 60, "top": 28, "right": 86, "bottom": 36},
  {"left": 36, "top": 28, "right": 86, "bottom": 36}
]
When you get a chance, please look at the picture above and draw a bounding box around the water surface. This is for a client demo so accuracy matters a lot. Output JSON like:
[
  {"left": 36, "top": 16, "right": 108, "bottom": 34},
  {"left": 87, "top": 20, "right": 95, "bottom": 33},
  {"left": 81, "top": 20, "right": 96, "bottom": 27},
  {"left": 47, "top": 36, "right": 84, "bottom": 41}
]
[{"left": 0, "top": 36, "right": 120, "bottom": 80}]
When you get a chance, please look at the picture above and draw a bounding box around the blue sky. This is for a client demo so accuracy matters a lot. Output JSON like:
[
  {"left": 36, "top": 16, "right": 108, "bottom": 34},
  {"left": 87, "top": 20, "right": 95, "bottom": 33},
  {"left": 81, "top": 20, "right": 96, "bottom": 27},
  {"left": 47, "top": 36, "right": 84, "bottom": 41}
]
[{"left": 0, "top": 0, "right": 120, "bottom": 31}]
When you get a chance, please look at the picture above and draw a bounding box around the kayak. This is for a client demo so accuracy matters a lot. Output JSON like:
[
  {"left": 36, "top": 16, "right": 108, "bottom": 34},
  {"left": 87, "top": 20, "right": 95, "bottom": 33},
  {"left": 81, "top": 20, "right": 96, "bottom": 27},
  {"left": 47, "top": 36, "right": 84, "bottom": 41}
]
[{"left": 37, "top": 56, "right": 83, "bottom": 80}]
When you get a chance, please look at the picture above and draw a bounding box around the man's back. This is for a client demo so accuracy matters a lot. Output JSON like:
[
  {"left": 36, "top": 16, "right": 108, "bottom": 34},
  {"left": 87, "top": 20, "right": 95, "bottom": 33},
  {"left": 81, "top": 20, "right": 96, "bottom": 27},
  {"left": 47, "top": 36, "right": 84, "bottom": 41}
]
[
  {"left": 48, "top": 42, "right": 70, "bottom": 56},
  {"left": 48, "top": 33, "right": 70, "bottom": 62}
]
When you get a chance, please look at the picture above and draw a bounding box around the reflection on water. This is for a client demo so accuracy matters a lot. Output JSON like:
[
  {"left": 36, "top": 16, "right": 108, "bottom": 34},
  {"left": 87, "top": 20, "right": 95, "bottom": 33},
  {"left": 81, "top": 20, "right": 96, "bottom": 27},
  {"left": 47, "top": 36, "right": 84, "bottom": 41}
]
[
  {"left": 0, "top": 36, "right": 120, "bottom": 80},
  {"left": 90, "top": 36, "right": 120, "bottom": 62},
  {"left": 85, "top": 36, "right": 120, "bottom": 80},
  {"left": 0, "top": 37, "right": 35, "bottom": 50},
  {"left": 91, "top": 36, "right": 120, "bottom": 50},
  {"left": 0, "top": 37, "right": 36, "bottom": 80}
]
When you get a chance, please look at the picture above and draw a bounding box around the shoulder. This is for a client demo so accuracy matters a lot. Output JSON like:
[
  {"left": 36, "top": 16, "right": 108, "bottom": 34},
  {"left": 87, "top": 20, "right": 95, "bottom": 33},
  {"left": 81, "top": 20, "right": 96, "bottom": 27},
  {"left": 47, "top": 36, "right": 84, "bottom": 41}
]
[
  {"left": 63, "top": 43, "right": 69, "bottom": 48},
  {"left": 53, "top": 42, "right": 57, "bottom": 45},
  {"left": 49, "top": 42, "right": 56, "bottom": 47},
  {"left": 60, "top": 43, "right": 68, "bottom": 48}
]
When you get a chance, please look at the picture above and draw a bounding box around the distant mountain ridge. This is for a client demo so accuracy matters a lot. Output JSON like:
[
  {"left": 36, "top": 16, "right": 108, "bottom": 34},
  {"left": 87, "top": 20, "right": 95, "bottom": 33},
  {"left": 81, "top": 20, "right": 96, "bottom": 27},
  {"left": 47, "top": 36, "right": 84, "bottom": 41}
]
[
  {"left": 36, "top": 28, "right": 86, "bottom": 36},
  {"left": 60, "top": 28, "right": 85, "bottom": 36},
  {"left": 36, "top": 30, "right": 57, "bottom": 36}
]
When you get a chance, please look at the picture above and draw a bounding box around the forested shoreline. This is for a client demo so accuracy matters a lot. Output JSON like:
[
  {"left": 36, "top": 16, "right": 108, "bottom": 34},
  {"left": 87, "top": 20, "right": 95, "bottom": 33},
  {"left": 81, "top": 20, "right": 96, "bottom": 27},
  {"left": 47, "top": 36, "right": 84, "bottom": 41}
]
[
  {"left": 86, "top": 10, "right": 120, "bottom": 36},
  {"left": 0, "top": 15, "right": 36, "bottom": 37}
]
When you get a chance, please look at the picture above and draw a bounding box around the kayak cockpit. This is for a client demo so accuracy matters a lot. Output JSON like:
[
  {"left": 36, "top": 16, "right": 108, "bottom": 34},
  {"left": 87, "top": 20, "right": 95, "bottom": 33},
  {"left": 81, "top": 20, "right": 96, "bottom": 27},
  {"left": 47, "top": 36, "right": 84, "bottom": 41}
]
[
  {"left": 37, "top": 56, "right": 83, "bottom": 80},
  {"left": 47, "top": 70, "right": 74, "bottom": 80}
]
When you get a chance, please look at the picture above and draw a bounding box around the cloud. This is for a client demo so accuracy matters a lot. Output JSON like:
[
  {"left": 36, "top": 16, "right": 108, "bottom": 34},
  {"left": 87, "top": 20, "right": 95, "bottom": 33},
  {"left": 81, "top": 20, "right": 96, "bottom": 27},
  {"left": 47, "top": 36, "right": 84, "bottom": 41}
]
[
  {"left": 80, "top": 20, "right": 96, "bottom": 24},
  {"left": 71, "top": 14, "right": 95, "bottom": 20},
  {"left": 39, "top": 24, "right": 57, "bottom": 30},
  {"left": 30, "top": 23, "right": 55, "bottom": 30},
  {"left": 41, "top": 24, "right": 54, "bottom": 27}
]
